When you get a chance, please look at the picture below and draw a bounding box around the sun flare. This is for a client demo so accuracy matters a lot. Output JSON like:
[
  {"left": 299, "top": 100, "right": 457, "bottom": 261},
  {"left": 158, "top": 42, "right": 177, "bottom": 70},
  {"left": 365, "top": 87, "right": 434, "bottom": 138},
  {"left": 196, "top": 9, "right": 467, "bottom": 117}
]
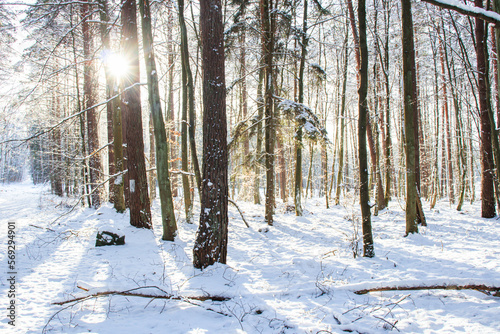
[{"left": 102, "top": 51, "right": 129, "bottom": 80}]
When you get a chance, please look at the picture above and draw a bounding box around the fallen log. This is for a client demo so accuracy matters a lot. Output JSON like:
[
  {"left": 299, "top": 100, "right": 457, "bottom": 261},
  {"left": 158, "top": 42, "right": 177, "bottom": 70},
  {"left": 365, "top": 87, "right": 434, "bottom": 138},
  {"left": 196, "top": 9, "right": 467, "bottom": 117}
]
[
  {"left": 354, "top": 284, "right": 500, "bottom": 296},
  {"left": 53, "top": 286, "right": 230, "bottom": 306}
]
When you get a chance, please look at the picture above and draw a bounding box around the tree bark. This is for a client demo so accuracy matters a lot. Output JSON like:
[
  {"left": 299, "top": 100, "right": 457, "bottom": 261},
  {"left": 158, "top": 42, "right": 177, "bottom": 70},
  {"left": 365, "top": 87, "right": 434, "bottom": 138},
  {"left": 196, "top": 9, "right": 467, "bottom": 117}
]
[
  {"left": 358, "top": 0, "right": 374, "bottom": 257},
  {"left": 254, "top": 65, "right": 264, "bottom": 205},
  {"left": 167, "top": 1, "right": 177, "bottom": 198},
  {"left": 178, "top": 0, "right": 193, "bottom": 222},
  {"left": 382, "top": 0, "right": 392, "bottom": 206},
  {"left": 112, "top": 89, "right": 126, "bottom": 213},
  {"left": 82, "top": 0, "right": 101, "bottom": 208},
  {"left": 261, "top": 0, "right": 275, "bottom": 225},
  {"left": 121, "top": 0, "right": 152, "bottom": 228},
  {"left": 438, "top": 31, "right": 455, "bottom": 204},
  {"left": 140, "top": 0, "right": 177, "bottom": 240},
  {"left": 402, "top": 0, "right": 419, "bottom": 234},
  {"left": 475, "top": 0, "right": 496, "bottom": 218},
  {"left": 334, "top": 18, "right": 349, "bottom": 206},
  {"left": 294, "top": 0, "right": 308, "bottom": 216},
  {"left": 97, "top": 0, "right": 115, "bottom": 204},
  {"left": 193, "top": 0, "right": 228, "bottom": 268},
  {"left": 177, "top": 0, "right": 202, "bottom": 194}
]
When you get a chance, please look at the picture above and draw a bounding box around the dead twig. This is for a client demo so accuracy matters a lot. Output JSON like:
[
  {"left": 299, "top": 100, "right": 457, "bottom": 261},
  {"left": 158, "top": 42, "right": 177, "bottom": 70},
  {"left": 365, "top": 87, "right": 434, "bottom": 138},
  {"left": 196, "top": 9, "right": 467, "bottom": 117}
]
[
  {"left": 373, "top": 316, "right": 399, "bottom": 332},
  {"left": 228, "top": 198, "right": 250, "bottom": 228},
  {"left": 29, "top": 224, "right": 55, "bottom": 232}
]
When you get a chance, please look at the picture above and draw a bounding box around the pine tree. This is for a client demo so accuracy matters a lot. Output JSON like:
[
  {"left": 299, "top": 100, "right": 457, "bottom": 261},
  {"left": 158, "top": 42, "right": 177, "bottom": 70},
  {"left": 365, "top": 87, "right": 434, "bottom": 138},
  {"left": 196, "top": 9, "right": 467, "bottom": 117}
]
[
  {"left": 121, "top": 0, "right": 152, "bottom": 228},
  {"left": 193, "top": 0, "right": 228, "bottom": 268}
]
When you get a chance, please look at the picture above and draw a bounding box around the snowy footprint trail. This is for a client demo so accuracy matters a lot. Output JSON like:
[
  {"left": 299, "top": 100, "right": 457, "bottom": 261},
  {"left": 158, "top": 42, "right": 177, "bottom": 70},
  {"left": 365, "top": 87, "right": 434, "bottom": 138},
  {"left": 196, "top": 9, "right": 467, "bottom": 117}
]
[{"left": 1, "top": 183, "right": 500, "bottom": 333}]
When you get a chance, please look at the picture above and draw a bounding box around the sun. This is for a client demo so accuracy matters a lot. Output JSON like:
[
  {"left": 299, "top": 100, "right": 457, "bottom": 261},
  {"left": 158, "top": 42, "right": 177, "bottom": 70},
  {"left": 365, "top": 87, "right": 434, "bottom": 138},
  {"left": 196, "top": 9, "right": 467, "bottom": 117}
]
[{"left": 101, "top": 50, "right": 129, "bottom": 80}]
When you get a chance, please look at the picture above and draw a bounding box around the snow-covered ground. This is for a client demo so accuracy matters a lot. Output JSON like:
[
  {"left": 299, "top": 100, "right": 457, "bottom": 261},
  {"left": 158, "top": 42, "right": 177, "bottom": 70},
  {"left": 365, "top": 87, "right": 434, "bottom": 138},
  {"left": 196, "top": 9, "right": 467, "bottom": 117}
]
[{"left": 1, "top": 182, "right": 499, "bottom": 333}]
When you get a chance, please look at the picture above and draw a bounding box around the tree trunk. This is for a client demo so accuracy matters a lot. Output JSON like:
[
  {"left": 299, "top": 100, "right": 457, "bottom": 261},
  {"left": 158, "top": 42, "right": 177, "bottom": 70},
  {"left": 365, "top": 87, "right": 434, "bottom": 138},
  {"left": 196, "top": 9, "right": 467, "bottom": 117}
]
[
  {"left": 383, "top": 2, "right": 392, "bottom": 206},
  {"left": 82, "top": 0, "right": 101, "bottom": 208},
  {"left": 402, "top": 0, "right": 419, "bottom": 234},
  {"left": 178, "top": 0, "right": 202, "bottom": 194},
  {"left": 112, "top": 89, "right": 126, "bottom": 213},
  {"left": 71, "top": 26, "right": 91, "bottom": 207},
  {"left": 358, "top": 0, "right": 374, "bottom": 257},
  {"left": 121, "top": 0, "right": 152, "bottom": 228},
  {"left": 372, "top": 1, "right": 386, "bottom": 214},
  {"left": 438, "top": 32, "right": 455, "bottom": 204},
  {"left": 178, "top": 0, "right": 193, "bottom": 222},
  {"left": 254, "top": 66, "right": 264, "bottom": 205},
  {"left": 97, "top": 0, "right": 115, "bottom": 204},
  {"left": 167, "top": 0, "right": 177, "bottom": 198},
  {"left": 475, "top": 0, "right": 496, "bottom": 218},
  {"left": 240, "top": 30, "right": 250, "bottom": 156},
  {"left": 193, "top": 0, "right": 228, "bottom": 268},
  {"left": 334, "top": 19, "right": 349, "bottom": 206},
  {"left": 140, "top": 0, "right": 177, "bottom": 240},
  {"left": 295, "top": 0, "right": 308, "bottom": 216},
  {"left": 261, "top": 0, "right": 275, "bottom": 225},
  {"left": 149, "top": 113, "right": 157, "bottom": 200}
]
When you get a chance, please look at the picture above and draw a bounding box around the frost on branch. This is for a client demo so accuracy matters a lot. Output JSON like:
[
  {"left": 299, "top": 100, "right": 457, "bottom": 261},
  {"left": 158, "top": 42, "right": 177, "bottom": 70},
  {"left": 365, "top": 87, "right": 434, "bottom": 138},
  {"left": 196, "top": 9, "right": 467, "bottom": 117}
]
[{"left": 276, "top": 97, "right": 329, "bottom": 142}]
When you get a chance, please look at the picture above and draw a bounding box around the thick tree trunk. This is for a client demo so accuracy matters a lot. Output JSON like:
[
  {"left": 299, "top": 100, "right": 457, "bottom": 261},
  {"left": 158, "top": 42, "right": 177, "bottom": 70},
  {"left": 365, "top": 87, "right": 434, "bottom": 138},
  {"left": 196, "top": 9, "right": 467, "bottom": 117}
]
[
  {"left": 140, "top": 0, "right": 177, "bottom": 240},
  {"left": 121, "top": 0, "right": 152, "bottom": 228},
  {"left": 193, "top": 0, "right": 228, "bottom": 268},
  {"left": 402, "top": 0, "right": 419, "bottom": 234}
]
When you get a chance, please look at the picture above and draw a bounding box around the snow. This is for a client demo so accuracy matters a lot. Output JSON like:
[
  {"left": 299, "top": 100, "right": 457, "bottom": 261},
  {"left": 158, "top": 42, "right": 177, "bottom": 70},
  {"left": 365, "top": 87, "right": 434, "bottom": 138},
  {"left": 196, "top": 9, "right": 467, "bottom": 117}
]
[
  {"left": 1, "top": 182, "right": 500, "bottom": 333},
  {"left": 114, "top": 175, "right": 122, "bottom": 186},
  {"left": 425, "top": 0, "right": 500, "bottom": 24}
]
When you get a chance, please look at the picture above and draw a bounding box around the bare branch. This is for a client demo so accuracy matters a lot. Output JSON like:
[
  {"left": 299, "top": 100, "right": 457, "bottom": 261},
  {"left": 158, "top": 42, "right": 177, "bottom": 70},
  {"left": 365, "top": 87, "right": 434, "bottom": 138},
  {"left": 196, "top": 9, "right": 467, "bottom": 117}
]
[{"left": 228, "top": 199, "right": 250, "bottom": 228}]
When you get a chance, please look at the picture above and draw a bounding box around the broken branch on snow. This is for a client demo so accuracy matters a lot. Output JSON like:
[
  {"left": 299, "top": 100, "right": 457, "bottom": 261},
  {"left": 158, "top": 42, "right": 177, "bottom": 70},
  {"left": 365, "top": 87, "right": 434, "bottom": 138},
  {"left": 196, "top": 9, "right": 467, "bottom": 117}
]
[
  {"left": 53, "top": 286, "right": 230, "bottom": 306},
  {"left": 354, "top": 284, "right": 500, "bottom": 296}
]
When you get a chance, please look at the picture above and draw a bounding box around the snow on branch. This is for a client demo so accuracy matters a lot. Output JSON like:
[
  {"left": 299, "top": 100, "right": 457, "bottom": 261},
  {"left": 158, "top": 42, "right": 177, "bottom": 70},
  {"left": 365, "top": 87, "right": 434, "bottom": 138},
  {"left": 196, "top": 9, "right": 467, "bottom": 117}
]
[
  {"left": 276, "top": 97, "right": 329, "bottom": 142},
  {"left": 421, "top": 0, "right": 500, "bottom": 25}
]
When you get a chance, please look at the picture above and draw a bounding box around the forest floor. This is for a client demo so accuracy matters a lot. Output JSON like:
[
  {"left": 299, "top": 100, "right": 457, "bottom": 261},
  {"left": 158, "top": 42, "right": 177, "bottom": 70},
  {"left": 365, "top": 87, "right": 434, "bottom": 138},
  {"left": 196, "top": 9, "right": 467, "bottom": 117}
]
[{"left": 1, "top": 181, "right": 500, "bottom": 333}]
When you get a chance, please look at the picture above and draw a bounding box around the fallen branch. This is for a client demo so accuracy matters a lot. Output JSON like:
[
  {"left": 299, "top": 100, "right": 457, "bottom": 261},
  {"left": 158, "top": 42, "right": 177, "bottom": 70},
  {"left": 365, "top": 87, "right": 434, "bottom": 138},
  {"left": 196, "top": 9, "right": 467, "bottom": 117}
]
[
  {"left": 354, "top": 284, "right": 500, "bottom": 296},
  {"left": 53, "top": 286, "right": 230, "bottom": 306},
  {"left": 374, "top": 316, "right": 399, "bottom": 332},
  {"left": 229, "top": 198, "right": 250, "bottom": 228},
  {"left": 29, "top": 224, "right": 55, "bottom": 232}
]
